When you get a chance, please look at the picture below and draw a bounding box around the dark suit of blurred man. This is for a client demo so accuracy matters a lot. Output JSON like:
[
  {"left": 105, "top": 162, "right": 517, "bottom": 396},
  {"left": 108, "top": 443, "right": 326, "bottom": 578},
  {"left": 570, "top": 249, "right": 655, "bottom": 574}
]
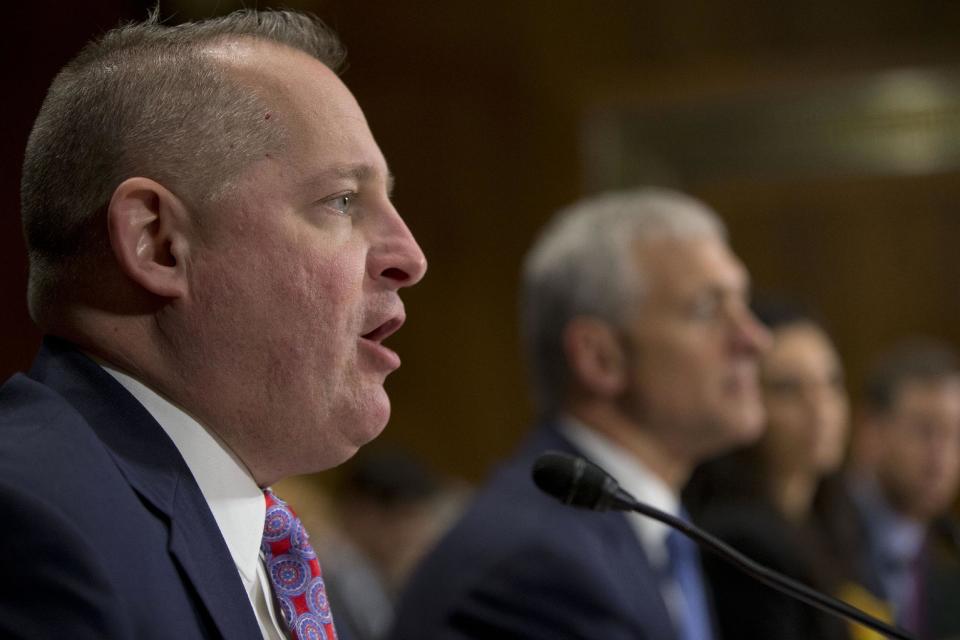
[{"left": 850, "top": 340, "right": 960, "bottom": 639}]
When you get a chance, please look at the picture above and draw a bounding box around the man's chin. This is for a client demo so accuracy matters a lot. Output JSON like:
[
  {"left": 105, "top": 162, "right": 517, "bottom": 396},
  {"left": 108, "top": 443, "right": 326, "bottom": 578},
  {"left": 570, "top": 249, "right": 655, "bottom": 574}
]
[
  {"left": 350, "top": 391, "right": 392, "bottom": 447},
  {"left": 715, "top": 406, "right": 767, "bottom": 450},
  {"left": 741, "top": 403, "right": 767, "bottom": 438},
  {"left": 284, "top": 397, "right": 392, "bottom": 475}
]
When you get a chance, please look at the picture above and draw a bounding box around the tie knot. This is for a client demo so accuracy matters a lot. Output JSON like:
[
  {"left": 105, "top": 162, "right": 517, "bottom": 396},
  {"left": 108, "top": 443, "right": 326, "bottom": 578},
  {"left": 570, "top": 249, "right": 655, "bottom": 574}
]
[{"left": 263, "top": 491, "right": 311, "bottom": 552}]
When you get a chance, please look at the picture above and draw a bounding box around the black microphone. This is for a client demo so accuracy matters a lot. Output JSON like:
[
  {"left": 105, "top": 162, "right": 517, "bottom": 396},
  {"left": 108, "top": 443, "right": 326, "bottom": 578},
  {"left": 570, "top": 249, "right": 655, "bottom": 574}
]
[{"left": 532, "top": 451, "right": 913, "bottom": 640}]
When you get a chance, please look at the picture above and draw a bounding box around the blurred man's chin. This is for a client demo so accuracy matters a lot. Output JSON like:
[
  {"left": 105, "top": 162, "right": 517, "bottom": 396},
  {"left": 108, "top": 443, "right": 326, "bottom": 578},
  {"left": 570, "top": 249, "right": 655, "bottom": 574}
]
[
  {"left": 733, "top": 396, "right": 764, "bottom": 424},
  {"left": 694, "top": 416, "right": 763, "bottom": 461}
]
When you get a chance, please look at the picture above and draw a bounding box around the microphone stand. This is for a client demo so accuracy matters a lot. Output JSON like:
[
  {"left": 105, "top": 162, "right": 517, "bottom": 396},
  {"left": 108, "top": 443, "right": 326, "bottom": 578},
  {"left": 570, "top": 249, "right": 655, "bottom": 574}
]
[
  {"left": 623, "top": 495, "right": 913, "bottom": 640},
  {"left": 533, "top": 451, "right": 913, "bottom": 639}
]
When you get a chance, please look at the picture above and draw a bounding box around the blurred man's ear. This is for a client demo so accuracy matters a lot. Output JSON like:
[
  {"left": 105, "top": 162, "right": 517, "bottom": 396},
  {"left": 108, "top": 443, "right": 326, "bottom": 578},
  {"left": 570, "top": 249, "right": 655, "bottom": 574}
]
[
  {"left": 107, "top": 177, "right": 192, "bottom": 299},
  {"left": 563, "top": 317, "right": 628, "bottom": 399}
]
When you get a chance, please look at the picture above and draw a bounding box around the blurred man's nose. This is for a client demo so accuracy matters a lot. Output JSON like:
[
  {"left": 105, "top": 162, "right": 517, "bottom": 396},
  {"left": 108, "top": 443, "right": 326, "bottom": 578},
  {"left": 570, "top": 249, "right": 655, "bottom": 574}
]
[{"left": 732, "top": 305, "right": 772, "bottom": 355}]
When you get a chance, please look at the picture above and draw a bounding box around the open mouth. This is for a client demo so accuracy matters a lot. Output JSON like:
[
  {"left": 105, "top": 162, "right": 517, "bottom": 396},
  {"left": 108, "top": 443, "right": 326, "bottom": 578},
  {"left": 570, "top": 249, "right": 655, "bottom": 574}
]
[{"left": 361, "top": 316, "right": 404, "bottom": 343}]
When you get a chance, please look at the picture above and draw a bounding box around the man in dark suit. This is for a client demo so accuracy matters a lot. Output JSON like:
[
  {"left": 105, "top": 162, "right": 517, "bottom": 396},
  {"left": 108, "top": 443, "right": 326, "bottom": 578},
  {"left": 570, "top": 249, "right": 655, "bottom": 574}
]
[
  {"left": 0, "top": 9, "right": 426, "bottom": 639},
  {"left": 391, "top": 189, "right": 770, "bottom": 639},
  {"left": 849, "top": 340, "right": 960, "bottom": 639}
]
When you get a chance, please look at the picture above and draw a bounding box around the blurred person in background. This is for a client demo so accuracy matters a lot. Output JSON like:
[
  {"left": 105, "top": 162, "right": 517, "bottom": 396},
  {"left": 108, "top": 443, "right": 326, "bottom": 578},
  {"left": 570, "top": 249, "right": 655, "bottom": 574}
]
[
  {"left": 390, "top": 188, "right": 770, "bottom": 640},
  {"left": 317, "top": 449, "right": 468, "bottom": 640},
  {"left": 846, "top": 339, "right": 960, "bottom": 639},
  {"left": 685, "top": 301, "right": 886, "bottom": 640}
]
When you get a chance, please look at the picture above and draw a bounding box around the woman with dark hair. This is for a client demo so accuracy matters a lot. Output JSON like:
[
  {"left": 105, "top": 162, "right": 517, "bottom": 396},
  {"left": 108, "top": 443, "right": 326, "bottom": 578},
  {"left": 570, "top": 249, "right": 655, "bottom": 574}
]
[{"left": 685, "top": 301, "right": 875, "bottom": 639}]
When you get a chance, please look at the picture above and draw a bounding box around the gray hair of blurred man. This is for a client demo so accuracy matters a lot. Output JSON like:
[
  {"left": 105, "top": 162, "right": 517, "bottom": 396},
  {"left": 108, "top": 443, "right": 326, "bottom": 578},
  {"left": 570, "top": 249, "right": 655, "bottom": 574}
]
[
  {"left": 21, "top": 9, "right": 345, "bottom": 328},
  {"left": 520, "top": 188, "right": 728, "bottom": 417}
]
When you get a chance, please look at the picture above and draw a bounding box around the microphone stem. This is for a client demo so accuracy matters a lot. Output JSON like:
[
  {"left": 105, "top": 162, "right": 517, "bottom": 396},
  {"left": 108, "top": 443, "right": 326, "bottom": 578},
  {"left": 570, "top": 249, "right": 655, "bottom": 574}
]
[{"left": 627, "top": 499, "right": 914, "bottom": 640}]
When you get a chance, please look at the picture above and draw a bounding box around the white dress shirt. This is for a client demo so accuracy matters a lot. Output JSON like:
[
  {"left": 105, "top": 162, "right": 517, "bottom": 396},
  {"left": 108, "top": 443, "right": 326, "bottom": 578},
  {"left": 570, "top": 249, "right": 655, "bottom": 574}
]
[
  {"left": 102, "top": 365, "right": 287, "bottom": 640},
  {"left": 558, "top": 416, "right": 690, "bottom": 630}
]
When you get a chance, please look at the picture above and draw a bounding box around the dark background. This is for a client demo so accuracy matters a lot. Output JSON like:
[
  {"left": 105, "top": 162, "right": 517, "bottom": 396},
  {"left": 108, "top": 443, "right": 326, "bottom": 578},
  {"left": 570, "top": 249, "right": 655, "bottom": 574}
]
[{"left": 5, "top": 1, "right": 960, "bottom": 483}]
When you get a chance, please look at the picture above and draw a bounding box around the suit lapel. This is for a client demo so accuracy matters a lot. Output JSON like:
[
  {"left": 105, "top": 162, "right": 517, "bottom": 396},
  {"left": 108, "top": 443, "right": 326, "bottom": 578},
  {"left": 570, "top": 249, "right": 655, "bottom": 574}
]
[
  {"left": 167, "top": 473, "right": 265, "bottom": 639},
  {"left": 30, "top": 337, "right": 262, "bottom": 639},
  {"left": 525, "top": 424, "right": 680, "bottom": 640},
  {"left": 605, "top": 508, "right": 679, "bottom": 640}
]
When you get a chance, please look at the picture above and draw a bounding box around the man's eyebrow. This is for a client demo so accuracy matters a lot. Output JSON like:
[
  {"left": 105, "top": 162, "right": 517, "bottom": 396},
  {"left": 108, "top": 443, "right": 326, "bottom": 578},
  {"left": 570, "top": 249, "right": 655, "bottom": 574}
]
[{"left": 302, "top": 165, "right": 395, "bottom": 192}]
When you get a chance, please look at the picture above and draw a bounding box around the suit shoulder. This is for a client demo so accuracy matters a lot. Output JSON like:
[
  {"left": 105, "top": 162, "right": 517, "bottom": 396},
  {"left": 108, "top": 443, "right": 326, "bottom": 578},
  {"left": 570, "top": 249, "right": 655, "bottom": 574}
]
[
  {"left": 0, "top": 373, "right": 120, "bottom": 494},
  {"left": 0, "top": 372, "right": 91, "bottom": 443},
  {"left": 392, "top": 448, "right": 658, "bottom": 640},
  {"left": 0, "top": 371, "right": 159, "bottom": 562}
]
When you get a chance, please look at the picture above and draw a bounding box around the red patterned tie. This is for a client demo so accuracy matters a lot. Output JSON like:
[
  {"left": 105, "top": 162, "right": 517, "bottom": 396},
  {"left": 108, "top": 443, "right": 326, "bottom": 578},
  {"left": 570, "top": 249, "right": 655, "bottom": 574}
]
[{"left": 262, "top": 489, "right": 338, "bottom": 640}]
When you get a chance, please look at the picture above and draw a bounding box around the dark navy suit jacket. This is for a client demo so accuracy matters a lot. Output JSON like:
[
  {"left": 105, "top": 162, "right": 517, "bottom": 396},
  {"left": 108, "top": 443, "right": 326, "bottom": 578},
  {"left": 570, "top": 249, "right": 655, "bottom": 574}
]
[
  {"left": 390, "top": 424, "right": 680, "bottom": 640},
  {"left": 0, "top": 337, "right": 263, "bottom": 638}
]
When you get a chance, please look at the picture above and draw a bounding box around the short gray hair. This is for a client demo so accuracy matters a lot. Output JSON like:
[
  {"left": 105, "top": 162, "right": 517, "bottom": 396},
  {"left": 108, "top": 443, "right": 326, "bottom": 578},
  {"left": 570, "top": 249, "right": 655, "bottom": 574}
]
[
  {"left": 21, "top": 9, "right": 345, "bottom": 326},
  {"left": 520, "top": 187, "right": 727, "bottom": 416}
]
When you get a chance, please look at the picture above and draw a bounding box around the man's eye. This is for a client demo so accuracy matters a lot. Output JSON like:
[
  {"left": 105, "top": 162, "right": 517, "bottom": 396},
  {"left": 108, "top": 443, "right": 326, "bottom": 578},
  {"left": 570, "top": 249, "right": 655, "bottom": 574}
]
[
  {"left": 689, "top": 297, "right": 719, "bottom": 321},
  {"left": 764, "top": 378, "right": 802, "bottom": 397},
  {"left": 325, "top": 193, "right": 354, "bottom": 215}
]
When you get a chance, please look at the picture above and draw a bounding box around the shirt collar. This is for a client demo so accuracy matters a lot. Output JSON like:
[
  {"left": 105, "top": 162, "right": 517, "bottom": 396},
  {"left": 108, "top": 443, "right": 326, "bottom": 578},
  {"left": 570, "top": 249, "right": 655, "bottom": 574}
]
[
  {"left": 100, "top": 364, "right": 266, "bottom": 584},
  {"left": 558, "top": 416, "right": 679, "bottom": 566}
]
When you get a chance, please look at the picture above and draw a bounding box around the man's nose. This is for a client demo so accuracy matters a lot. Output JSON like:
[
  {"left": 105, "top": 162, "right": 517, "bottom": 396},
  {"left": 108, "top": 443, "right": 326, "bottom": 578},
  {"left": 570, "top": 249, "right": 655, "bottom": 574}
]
[
  {"left": 369, "top": 209, "right": 427, "bottom": 289},
  {"left": 732, "top": 305, "right": 772, "bottom": 355}
]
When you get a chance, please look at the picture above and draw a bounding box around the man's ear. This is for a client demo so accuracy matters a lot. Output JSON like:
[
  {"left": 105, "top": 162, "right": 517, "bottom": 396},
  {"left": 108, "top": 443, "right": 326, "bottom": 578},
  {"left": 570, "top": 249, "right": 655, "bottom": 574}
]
[
  {"left": 107, "top": 177, "right": 192, "bottom": 299},
  {"left": 563, "top": 317, "right": 628, "bottom": 399}
]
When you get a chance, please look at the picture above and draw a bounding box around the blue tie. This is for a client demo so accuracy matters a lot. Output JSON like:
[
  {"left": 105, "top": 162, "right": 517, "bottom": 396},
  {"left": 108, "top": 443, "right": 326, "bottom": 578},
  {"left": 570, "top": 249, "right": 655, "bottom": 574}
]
[{"left": 664, "top": 528, "right": 714, "bottom": 640}]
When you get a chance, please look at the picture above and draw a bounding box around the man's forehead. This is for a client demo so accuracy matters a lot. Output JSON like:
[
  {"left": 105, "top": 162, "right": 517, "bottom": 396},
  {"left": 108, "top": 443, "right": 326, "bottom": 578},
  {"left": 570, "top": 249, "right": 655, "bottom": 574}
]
[
  {"left": 634, "top": 234, "right": 749, "bottom": 292},
  {"left": 207, "top": 40, "right": 379, "bottom": 175},
  {"left": 200, "top": 37, "right": 341, "bottom": 102},
  {"left": 894, "top": 377, "right": 960, "bottom": 409}
]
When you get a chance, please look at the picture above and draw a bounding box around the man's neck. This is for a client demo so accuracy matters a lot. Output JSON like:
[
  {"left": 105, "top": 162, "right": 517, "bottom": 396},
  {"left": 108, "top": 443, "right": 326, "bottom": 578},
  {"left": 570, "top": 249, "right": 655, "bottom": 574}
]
[
  {"left": 770, "top": 470, "right": 818, "bottom": 524},
  {"left": 566, "top": 402, "right": 692, "bottom": 493}
]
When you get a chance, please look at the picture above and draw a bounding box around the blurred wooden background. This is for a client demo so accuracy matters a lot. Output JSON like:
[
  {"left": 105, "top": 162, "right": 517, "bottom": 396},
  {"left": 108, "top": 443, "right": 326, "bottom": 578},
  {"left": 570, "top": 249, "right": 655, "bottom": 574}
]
[{"left": 4, "top": 0, "right": 960, "bottom": 484}]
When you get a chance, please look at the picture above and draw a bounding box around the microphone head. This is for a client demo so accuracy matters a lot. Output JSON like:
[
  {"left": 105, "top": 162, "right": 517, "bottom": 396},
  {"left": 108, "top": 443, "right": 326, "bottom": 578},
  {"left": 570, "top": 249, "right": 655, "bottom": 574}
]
[{"left": 532, "top": 451, "right": 619, "bottom": 511}]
